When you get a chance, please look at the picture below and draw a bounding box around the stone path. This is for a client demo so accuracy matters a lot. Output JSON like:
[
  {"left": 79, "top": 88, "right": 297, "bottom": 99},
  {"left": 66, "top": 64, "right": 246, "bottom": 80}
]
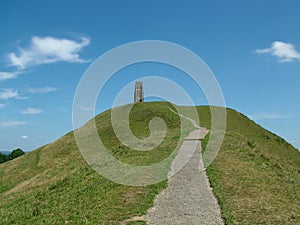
[{"left": 145, "top": 125, "right": 224, "bottom": 225}]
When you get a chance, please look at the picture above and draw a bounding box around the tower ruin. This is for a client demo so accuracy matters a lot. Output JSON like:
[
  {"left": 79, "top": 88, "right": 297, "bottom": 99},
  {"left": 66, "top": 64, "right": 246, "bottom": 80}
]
[{"left": 134, "top": 81, "right": 144, "bottom": 102}]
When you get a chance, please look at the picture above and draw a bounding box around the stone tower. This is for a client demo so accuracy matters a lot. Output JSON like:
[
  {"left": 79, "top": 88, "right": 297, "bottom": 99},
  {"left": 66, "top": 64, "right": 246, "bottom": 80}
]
[{"left": 134, "top": 81, "right": 144, "bottom": 102}]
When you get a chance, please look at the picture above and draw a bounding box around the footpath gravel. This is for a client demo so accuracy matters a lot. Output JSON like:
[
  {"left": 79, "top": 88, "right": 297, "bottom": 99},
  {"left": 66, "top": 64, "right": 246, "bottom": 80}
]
[{"left": 146, "top": 127, "right": 224, "bottom": 225}]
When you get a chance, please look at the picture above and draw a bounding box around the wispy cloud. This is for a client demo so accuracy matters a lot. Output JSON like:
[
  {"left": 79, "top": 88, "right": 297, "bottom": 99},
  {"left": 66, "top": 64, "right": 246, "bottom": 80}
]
[
  {"left": 249, "top": 113, "right": 298, "bottom": 120},
  {"left": 21, "top": 135, "right": 29, "bottom": 140},
  {"left": 0, "top": 103, "right": 6, "bottom": 109},
  {"left": 254, "top": 41, "right": 300, "bottom": 62},
  {"left": 0, "top": 120, "right": 28, "bottom": 127},
  {"left": 0, "top": 89, "right": 26, "bottom": 100},
  {"left": 8, "top": 36, "right": 90, "bottom": 69},
  {"left": 0, "top": 72, "right": 18, "bottom": 81},
  {"left": 27, "top": 86, "right": 58, "bottom": 93},
  {"left": 80, "top": 106, "right": 93, "bottom": 111},
  {"left": 21, "top": 107, "right": 42, "bottom": 114},
  {"left": 0, "top": 35, "right": 90, "bottom": 82}
]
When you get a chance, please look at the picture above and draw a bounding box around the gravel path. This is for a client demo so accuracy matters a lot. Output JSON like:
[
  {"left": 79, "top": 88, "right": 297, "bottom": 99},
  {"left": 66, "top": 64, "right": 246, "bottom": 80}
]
[{"left": 145, "top": 127, "right": 224, "bottom": 225}]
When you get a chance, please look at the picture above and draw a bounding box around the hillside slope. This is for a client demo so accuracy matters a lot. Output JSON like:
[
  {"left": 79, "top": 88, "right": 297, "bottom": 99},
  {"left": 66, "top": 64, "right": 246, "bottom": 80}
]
[
  {"left": 0, "top": 102, "right": 185, "bottom": 224},
  {"left": 0, "top": 102, "right": 299, "bottom": 224},
  {"left": 203, "top": 108, "right": 300, "bottom": 224}
]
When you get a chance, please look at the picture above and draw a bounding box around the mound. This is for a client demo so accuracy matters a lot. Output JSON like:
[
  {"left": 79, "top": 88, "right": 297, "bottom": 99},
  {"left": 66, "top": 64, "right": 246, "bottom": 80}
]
[{"left": 0, "top": 102, "right": 299, "bottom": 224}]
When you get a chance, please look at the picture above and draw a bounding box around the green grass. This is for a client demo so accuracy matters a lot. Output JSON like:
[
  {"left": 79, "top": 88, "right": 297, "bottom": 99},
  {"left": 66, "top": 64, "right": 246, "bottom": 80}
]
[
  {"left": 0, "top": 102, "right": 189, "bottom": 224},
  {"left": 201, "top": 107, "right": 300, "bottom": 225},
  {"left": 0, "top": 103, "right": 299, "bottom": 224}
]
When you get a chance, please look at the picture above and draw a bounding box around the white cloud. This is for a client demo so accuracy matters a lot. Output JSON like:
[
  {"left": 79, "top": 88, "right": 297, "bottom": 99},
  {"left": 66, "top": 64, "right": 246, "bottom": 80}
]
[
  {"left": 0, "top": 103, "right": 6, "bottom": 109},
  {"left": 255, "top": 41, "right": 300, "bottom": 62},
  {"left": 27, "top": 86, "right": 58, "bottom": 93},
  {"left": 21, "top": 107, "right": 42, "bottom": 114},
  {"left": 8, "top": 36, "right": 90, "bottom": 69},
  {"left": 249, "top": 113, "right": 297, "bottom": 120},
  {"left": 21, "top": 135, "right": 29, "bottom": 140},
  {"left": 80, "top": 106, "right": 93, "bottom": 111},
  {"left": 0, "top": 72, "right": 18, "bottom": 81},
  {"left": 0, "top": 89, "right": 25, "bottom": 100},
  {"left": 0, "top": 120, "right": 28, "bottom": 127}
]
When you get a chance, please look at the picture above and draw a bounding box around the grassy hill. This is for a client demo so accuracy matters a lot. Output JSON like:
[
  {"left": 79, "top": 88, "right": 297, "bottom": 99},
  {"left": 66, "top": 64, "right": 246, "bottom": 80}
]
[{"left": 0, "top": 102, "right": 299, "bottom": 224}]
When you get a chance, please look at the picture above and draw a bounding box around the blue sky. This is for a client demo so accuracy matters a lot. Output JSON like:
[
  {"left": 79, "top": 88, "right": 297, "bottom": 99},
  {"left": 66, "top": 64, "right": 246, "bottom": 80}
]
[{"left": 0, "top": 0, "right": 300, "bottom": 151}]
